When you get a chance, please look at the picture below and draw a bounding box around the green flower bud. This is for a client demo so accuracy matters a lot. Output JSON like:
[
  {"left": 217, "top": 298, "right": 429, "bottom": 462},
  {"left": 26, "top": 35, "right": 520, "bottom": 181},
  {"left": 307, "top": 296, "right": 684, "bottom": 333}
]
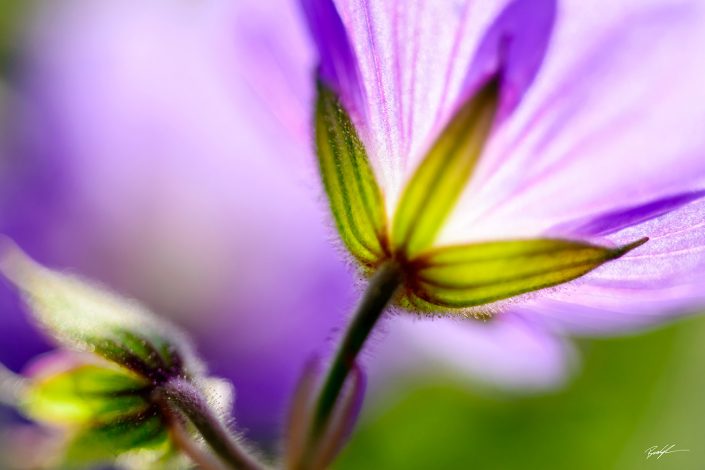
[{"left": 0, "top": 240, "right": 232, "bottom": 468}]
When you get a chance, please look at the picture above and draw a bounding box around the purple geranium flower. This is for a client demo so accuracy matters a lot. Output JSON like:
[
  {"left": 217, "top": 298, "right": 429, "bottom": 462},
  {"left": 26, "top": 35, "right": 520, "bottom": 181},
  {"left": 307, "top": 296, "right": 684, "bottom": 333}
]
[
  {"left": 0, "top": 0, "right": 574, "bottom": 445},
  {"left": 288, "top": 2, "right": 705, "bottom": 464},
  {"left": 301, "top": 0, "right": 705, "bottom": 329}
]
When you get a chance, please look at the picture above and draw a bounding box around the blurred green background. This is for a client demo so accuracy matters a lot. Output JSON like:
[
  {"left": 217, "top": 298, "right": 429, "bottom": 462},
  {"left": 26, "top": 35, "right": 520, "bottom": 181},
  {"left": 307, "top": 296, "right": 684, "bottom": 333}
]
[{"left": 336, "top": 315, "right": 705, "bottom": 470}]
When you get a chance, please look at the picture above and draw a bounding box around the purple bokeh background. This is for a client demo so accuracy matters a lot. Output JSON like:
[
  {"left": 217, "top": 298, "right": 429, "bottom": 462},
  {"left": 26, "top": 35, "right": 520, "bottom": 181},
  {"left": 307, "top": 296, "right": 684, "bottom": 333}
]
[{"left": 0, "top": 0, "right": 355, "bottom": 439}]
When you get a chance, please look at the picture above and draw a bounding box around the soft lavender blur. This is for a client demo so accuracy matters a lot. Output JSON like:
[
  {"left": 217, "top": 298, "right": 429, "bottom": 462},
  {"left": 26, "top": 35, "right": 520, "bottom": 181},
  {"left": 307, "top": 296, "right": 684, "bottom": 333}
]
[{"left": 0, "top": 0, "right": 356, "bottom": 438}]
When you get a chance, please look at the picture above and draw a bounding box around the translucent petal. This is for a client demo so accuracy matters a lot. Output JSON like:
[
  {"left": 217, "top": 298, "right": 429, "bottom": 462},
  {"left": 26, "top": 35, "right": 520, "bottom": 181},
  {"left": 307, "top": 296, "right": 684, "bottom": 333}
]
[
  {"left": 326, "top": 0, "right": 553, "bottom": 213},
  {"left": 441, "top": 0, "right": 705, "bottom": 244},
  {"left": 370, "top": 312, "right": 573, "bottom": 390},
  {"left": 527, "top": 196, "right": 705, "bottom": 333}
]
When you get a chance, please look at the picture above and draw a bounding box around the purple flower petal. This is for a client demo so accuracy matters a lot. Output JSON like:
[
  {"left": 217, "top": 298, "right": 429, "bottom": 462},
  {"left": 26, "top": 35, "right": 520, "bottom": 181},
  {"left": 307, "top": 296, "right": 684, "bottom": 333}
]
[
  {"left": 441, "top": 0, "right": 705, "bottom": 244},
  {"left": 370, "top": 311, "right": 574, "bottom": 390},
  {"left": 300, "top": 0, "right": 366, "bottom": 118},
  {"left": 315, "top": 0, "right": 513, "bottom": 202},
  {"left": 529, "top": 195, "right": 705, "bottom": 333},
  {"left": 305, "top": 0, "right": 555, "bottom": 209},
  {"left": 551, "top": 189, "right": 705, "bottom": 237},
  {"left": 461, "top": 0, "right": 556, "bottom": 120}
]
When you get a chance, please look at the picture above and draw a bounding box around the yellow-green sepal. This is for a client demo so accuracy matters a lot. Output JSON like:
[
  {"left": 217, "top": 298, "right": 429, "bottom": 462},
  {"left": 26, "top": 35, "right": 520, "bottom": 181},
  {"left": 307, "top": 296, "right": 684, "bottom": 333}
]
[
  {"left": 408, "top": 237, "right": 648, "bottom": 309},
  {"left": 22, "top": 354, "right": 150, "bottom": 427},
  {"left": 392, "top": 79, "right": 499, "bottom": 258},
  {"left": 20, "top": 352, "right": 177, "bottom": 467},
  {"left": 315, "top": 82, "right": 388, "bottom": 268}
]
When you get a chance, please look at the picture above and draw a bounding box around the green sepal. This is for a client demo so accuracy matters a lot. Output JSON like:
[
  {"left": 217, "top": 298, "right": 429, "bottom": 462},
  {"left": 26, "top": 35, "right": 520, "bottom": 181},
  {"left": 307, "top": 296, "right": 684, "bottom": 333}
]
[
  {"left": 392, "top": 79, "right": 499, "bottom": 258},
  {"left": 64, "top": 407, "right": 169, "bottom": 465},
  {"left": 89, "top": 328, "right": 186, "bottom": 383},
  {"left": 315, "top": 82, "right": 388, "bottom": 268},
  {"left": 408, "top": 237, "right": 648, "bottom": 309},
  {"left": 22, "top": 355, "right": 150, "bottom": 426},
  {"left": 0, "top": 242, "right": 238, "bottom": 468},
  {"left": 0, "top": 240, "right": 200, "bottom": 379}
]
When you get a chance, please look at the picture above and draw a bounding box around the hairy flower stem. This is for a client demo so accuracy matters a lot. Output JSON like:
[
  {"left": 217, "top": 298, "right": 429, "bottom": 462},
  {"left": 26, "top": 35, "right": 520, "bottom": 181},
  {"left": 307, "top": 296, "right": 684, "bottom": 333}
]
[
  {"left": 304, "top": 261, "right": 403, "bottom": 466},
  {"left": 164, "top": 407, "right": 229, "bottom": 470},
  {"left": 154, "top": 379, "right": 266, "bottom": 470}
]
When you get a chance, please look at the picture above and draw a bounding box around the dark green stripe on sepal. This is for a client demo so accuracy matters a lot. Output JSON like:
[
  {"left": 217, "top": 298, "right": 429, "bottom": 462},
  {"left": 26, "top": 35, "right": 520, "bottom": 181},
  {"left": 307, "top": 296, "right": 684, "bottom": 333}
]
[
  {"left": 64, "top": 406, "right": 170, "bottom": 465},
  {"left": 90, "top": 328, "right": 186, "bottom": 384},
  {"left": 315, "top": 82, "right": 388, "bottom": 268},
  {"left": 406, "top": 237, "right": 648, "bottom": 309}
]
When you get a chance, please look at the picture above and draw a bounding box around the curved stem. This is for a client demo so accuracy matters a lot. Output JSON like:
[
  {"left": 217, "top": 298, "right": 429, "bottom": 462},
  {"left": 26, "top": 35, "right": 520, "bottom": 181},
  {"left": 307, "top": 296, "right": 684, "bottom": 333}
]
[
  {"left": 304, "top": 261, "right": 403, "bottom": 465},
  {"left": 154, "top": 379, "right": 266, "bottom": 470},
  {"left": 164, "top": 405, "right": 229, "bottom": 470}
]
